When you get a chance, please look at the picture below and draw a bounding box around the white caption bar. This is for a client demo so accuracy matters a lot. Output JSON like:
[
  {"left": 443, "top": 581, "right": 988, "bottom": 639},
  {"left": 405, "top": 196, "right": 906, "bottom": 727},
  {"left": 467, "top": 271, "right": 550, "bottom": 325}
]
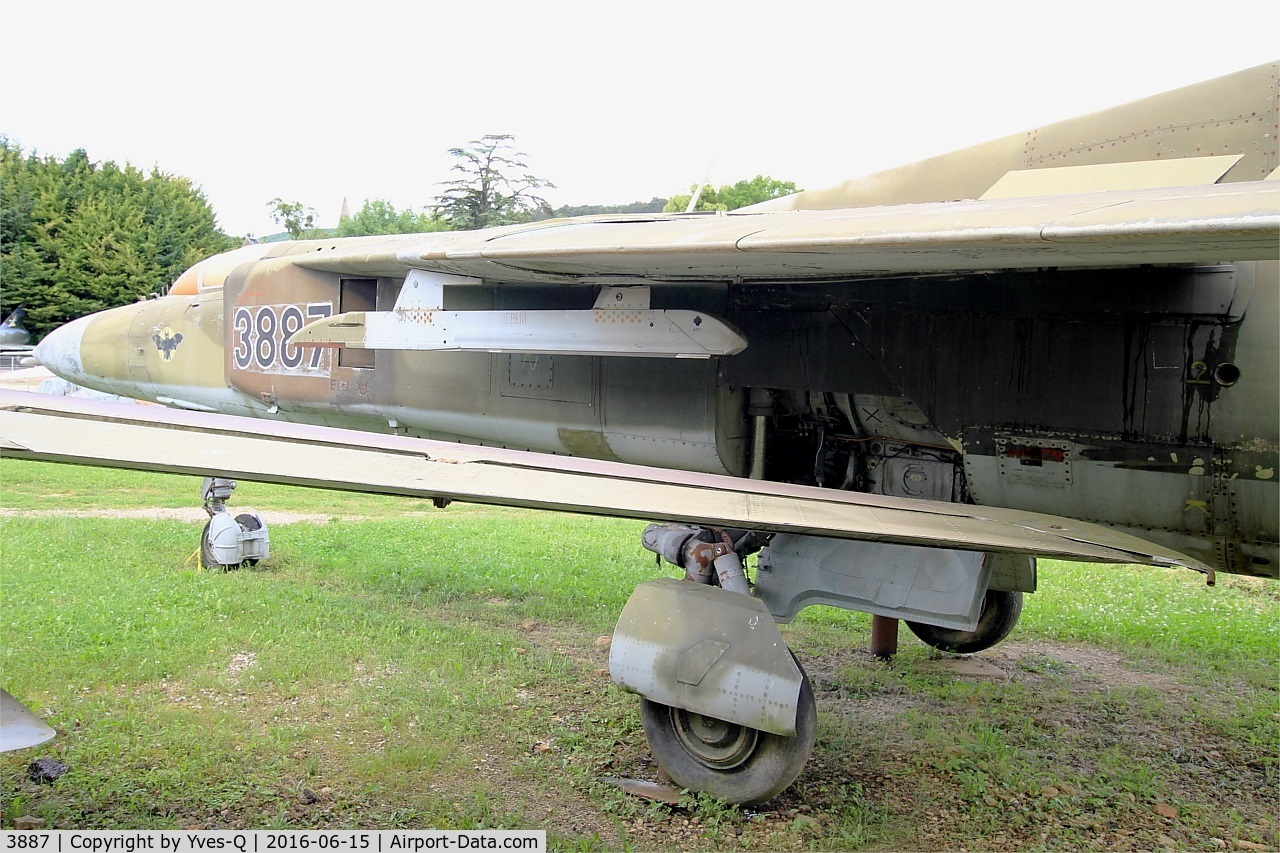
[{"left": 0, "top": 832, "right": 545, "bottom": 853}]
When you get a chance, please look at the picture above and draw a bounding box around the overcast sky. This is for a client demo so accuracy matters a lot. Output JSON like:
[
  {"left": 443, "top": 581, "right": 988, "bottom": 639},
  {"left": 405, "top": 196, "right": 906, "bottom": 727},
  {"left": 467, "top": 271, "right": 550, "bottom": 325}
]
[{"left": 4, "top": 1, "right": 1275, "bottom": 238}]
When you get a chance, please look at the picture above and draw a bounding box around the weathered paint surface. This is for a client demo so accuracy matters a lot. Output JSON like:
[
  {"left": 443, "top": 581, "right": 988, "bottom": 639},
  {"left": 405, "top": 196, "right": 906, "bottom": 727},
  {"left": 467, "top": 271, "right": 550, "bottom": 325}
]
[{"left": 30, "top": 62, "right": 1280, "bottom": 578}]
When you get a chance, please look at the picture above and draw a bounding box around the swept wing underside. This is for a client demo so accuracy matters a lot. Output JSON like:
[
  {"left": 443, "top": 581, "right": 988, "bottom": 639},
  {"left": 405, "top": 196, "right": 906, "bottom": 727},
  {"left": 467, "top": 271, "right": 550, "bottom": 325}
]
[{"left": 0, "top": 391, "right": 1212, "bottom": 577}]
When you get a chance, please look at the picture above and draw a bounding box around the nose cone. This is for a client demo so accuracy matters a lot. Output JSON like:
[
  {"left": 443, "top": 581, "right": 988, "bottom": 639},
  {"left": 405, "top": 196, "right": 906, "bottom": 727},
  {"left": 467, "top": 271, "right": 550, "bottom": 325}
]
[{"left": 34, "top": 315, "right": 91, "bottom": 384}]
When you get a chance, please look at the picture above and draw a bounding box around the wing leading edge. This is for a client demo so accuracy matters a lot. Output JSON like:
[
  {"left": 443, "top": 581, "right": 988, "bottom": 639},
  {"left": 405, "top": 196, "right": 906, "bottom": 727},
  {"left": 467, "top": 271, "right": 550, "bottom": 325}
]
[{"left": 0, "top": 390, "right": 1212, "bottom": 578}]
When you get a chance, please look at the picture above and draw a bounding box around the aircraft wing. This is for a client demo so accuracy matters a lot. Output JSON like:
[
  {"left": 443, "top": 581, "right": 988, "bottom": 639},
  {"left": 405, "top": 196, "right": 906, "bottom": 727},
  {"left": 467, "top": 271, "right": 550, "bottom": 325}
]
[
  {"left": 0, "top": 390, "right": 1212, "bottom": 577},
  {"left": 291, "top": 180, "right": 1279, "bottom": 283}
]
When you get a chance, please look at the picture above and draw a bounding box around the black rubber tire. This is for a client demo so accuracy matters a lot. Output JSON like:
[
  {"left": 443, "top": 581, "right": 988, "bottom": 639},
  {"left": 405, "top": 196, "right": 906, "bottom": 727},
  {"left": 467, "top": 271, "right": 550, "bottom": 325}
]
[
  {"left": 906, "top": 589, "right": 1023, "bottom": 654},
  {"left": 199, "top": 519, "right": 226, "bottom": 571},
  {"left": 638, "top": 657, "right": 817, "bottom": 806}
]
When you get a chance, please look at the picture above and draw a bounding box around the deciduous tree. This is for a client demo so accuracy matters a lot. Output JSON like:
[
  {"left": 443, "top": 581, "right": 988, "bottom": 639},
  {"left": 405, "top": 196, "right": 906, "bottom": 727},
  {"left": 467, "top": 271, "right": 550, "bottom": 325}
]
[
  {"left": 664, "top": 175, "right": 799, "bottom": 213},
  {"left": 267, "top": 198, "right": 320, "bottom": 240},
  {"left": 335, "top": 199, "right": 449, "bottom": 236},
  {"left": 550, "top": 198, "right": 668, "bottom": 218}
]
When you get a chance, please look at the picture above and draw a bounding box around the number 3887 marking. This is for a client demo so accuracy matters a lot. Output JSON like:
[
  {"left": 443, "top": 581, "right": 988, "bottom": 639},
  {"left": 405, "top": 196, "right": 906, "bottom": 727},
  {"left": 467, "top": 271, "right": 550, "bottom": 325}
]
[{"left": 232, "top": 302, "right": 333, "bottom": 375}]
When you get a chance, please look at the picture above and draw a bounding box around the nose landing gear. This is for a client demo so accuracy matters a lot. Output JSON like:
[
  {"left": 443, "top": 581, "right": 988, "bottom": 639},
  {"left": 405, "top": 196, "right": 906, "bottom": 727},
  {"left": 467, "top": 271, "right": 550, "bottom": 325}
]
[{"left": 199, "top": 477, "right": 269, "bottom": 571}]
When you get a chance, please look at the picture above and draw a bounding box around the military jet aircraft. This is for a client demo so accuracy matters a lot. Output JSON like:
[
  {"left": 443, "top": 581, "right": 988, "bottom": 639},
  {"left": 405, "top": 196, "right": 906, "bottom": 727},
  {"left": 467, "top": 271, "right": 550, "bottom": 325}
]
[
  {"left": 3, "top": 61, "right": 1277, "bottom": 805},
  {"left": 0, "top": 305, "right": 35, "bottom": 371},
  {"left": 0, "top": 306, "right": 31, "bottom": 348}
]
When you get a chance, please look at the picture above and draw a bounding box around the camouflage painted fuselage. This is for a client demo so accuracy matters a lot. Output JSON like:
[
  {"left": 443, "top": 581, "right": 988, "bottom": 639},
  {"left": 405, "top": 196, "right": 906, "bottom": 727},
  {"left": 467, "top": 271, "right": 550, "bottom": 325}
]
[{"left": 36, "top": 63, "right": 1279, "bottom": 577}]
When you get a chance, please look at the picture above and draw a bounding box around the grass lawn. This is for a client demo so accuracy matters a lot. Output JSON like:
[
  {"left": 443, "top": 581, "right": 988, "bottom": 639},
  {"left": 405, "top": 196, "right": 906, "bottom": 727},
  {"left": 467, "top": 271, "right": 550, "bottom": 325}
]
[{"left": 1, "top": 459, "right": 1276, "bottom": 850}]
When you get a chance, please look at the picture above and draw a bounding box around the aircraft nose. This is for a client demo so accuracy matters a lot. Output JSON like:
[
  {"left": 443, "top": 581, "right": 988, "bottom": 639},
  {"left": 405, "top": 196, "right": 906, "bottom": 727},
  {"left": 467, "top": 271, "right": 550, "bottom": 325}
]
[{"left": 34, "top": 315, "right": 91, "bottom": 384}]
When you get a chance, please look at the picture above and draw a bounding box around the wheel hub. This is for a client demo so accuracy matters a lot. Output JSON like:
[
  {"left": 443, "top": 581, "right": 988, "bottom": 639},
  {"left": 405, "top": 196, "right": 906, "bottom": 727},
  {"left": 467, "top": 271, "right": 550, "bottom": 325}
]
[{"left": 670, "top": 708, "right": 759, "bottom": 770}]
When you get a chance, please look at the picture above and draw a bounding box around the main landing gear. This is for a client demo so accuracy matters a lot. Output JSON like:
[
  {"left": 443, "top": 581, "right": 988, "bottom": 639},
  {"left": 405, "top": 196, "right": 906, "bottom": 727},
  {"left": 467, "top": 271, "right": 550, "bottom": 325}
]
[
  {"left": 610, "top": 525, "right": 817, "bottom": 805},
  {"left": 610, "top": 524, "right": 1030, "bottom": 804}
]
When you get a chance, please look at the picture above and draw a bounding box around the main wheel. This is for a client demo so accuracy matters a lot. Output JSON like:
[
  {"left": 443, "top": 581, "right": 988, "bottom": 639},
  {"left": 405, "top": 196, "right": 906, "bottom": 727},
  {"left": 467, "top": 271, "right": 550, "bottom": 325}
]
[
  {"left": 906, "top": 589, "right": 1023, "bottom": 654},
  {"left": 639, "top": 658, "right": 817, "bottom": 806}
]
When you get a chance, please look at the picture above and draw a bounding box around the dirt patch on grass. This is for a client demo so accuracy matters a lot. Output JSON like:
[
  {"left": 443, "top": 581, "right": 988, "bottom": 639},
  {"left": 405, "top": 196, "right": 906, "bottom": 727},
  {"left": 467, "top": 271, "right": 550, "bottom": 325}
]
[
  {"left": 996, "top": 640, "right": 1192, "bottom": 693},
  {"left": 790, "top": 639, "right": 1278, "bottom": 851},
  {"left": 410, "top": 624, "right": 1274, "bottom": 850}
]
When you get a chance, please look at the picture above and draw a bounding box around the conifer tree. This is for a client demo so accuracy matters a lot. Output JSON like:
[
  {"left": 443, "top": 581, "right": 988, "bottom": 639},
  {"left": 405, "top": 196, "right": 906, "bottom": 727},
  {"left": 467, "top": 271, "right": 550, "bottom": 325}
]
[{"left": 0, "top": 140, "right": 235, "bottom": 339}]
